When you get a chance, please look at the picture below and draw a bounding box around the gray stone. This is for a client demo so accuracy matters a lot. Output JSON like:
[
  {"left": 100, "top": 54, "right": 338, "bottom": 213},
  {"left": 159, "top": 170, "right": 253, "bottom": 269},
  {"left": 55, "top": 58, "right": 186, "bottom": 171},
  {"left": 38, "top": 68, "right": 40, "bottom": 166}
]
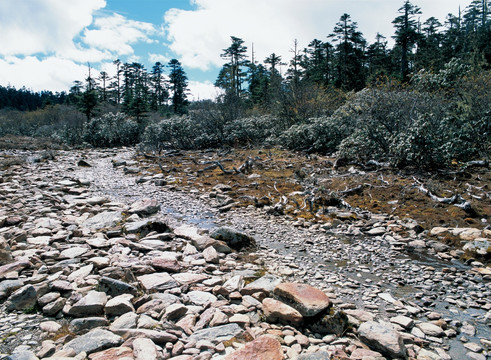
[
  {"left": 69, "top": 317, "right": 110, "bottom": 334},
  {"left": 297, "top": 352, "right": 331, "bottom": 360},
  {"left": 59, "top": 246, "right": 88, "bottom": 259},
  {"left": 209, "top": 226, "right": 256, "bottom": 250},
  {"left": 82, "top": 210, "right": 123, "bottom": 230},
  {"left": 358, "top": 320, "right": 408, "bottom": 359},
  {"left": 0, "top": 279, "right": 24, "bottom": 299},
  {"left": 417, "top": 322, "right": 444, "bottom": 337},
  {"left": 104, "top": 293, "right": 134, "bottom": 316},
  {"left": 8, "top": 351, "right": 39, "bottom": 360},
  {"left": 187, "top": 290, "right": 217, "bottom": 306},
  {"left": 6, "top": 284, "right": 37, "bottom": 311},
  {"left": 109, "top": 312, "right": 138, "bottom": 331},
  {"left": 129, "top": 198, "right": 160, "bottom": 216},
  {"left": 98, "top": 276, "right": 137, "bottom": 296},
  {"left": 189, "top": 323, "right": 243, "bottom": 343},
  {"left": 124, "top": 218, "right": 170, "bottom": 234},
  {"left": 241, "top": 274, "right": 281, "bottom": 296},
  {"left": 63, "top": 328, "right": 122, "bottom": 354},
  {"left": 111, "top": 328, "right": 177, "bottom": 344},
  {"left": 133, "top": 338, "right": 158, "bottom": 360},
  {"left": 67, "top": 290, "right": 107, "bottom": 317}
]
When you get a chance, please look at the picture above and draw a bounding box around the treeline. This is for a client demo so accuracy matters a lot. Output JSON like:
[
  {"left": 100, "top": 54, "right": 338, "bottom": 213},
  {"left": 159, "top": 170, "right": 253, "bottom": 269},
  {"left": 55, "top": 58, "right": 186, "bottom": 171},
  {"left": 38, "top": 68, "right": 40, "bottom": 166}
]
[
  {"left": 0, "top": 0, "right": 489, "bottom": 170},
  {"left": 0, "top": 86, "right": 66, "bottom": 111}
]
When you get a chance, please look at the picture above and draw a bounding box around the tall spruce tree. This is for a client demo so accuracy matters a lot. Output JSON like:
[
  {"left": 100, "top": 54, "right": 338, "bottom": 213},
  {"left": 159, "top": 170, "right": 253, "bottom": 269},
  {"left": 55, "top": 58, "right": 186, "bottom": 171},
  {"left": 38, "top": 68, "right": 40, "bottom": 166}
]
[
  {"left": 168, "top": 59, "right": 189, "bottom": 115},
  {"left": 392, "top": 0, "right": 422, "bottom": 81}
]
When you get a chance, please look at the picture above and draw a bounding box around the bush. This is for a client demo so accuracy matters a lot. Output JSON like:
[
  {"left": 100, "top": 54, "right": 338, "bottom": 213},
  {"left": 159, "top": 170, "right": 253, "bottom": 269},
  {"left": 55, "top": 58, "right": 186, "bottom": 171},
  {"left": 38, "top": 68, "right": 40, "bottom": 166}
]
[
  {"left": 140, "top": 115, "right": 201, "bottom": 150},
  {"left": 82, "top": 112, "right": 140, "bottom": 147},
  {"left": 224, "top": 115, "right": 281, "bottom": 146}
]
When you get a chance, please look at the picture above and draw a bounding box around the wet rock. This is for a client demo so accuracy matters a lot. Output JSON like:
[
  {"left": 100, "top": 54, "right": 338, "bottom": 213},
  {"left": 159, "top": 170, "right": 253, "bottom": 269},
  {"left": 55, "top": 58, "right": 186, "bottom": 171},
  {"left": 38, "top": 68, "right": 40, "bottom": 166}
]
[
  {"left": 262, "top": 298, "right": 303, "bottom": 326},
  {"left": 358, "top": 320, "right": 408, "bottom": 359},
  {"left": 273, "top": 283, "right": 331, "bottom": 317},
  {"left": 129, "top": 198, "right": 160, "bottom": 216},
  {"left": 225, "top": 335, "right": 284, "bottom": 360},
  {"left": 63, "top": 328, "right": 123, "bottom": 355},
  {"left": 416, "top": 322, "right": 444, "bottom": 337},
  {"left": 209, "top": 226, "right": 256, "bottom": 250}
]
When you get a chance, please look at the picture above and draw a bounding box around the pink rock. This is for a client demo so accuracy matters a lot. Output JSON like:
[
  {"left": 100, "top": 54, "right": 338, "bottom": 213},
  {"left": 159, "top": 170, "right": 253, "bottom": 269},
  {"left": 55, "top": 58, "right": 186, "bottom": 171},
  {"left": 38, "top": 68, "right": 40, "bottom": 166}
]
[
  {"left": 262, "top": 298, "right": 303, "bottom": 326},
  {"left": 273, "top": 283, "right": 331, "bottom": 317},
  {"left": 225, "top": 335, "right": 284, "bottom": 360}
]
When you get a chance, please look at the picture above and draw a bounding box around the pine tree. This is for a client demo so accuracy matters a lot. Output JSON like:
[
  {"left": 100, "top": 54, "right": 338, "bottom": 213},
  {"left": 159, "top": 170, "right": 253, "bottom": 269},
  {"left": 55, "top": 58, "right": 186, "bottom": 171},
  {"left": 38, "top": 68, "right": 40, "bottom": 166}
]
[
  {"left": 392, "top": 0, "right": 422, "bottom": 81},
  {"left": 168, "top": 59, "right": 189, "bottom": 115}
]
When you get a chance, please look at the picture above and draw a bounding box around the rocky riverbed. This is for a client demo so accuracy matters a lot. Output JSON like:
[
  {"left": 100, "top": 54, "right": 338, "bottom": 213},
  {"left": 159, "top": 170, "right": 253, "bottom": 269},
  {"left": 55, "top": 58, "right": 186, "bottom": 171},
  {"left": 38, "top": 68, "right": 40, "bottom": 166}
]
[{"left": 0, "top": 148, "right": 489, "bottom": 360}]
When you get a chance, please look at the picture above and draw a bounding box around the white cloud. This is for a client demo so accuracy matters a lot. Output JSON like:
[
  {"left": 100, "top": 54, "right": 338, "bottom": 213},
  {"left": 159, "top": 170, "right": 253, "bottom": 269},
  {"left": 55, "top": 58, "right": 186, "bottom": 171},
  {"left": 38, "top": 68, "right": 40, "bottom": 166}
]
[
  {"left": 0, "top": 0, "right": 106, "bottom": 56},
  {"left": 187, "top": 80, "right": 221, "bottom": 101},
  {"left": 0, "top": 56, "right": 91, "bottom": 92},
  {"left": 82, "top": 13, "right": 157, "bottom": 56},
  {"left": 164, "top": 0, "right": 465, "bottom": 70},
  {"left": 149, "top": 53, "right": 171, "bottom": 65}
]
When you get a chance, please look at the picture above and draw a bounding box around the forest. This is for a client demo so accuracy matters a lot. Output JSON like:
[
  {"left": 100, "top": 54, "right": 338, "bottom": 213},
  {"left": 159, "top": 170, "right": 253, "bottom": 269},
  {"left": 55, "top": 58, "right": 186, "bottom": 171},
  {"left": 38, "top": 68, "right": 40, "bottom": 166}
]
[{"left": 0, "top": 0, "right": 490, "bottom": 169}]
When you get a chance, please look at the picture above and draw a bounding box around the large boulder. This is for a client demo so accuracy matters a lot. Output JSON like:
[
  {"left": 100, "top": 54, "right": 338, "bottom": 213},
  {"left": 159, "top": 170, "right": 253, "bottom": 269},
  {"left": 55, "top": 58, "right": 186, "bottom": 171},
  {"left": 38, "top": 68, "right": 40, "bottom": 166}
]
[
  {"left": 209, "top": 227, "right": 256, "bottom": 250},
  {"left": 358, "top": 321, "right": 408, "bottom": 359},
  {"left": 273, "top": 283, "right": 331, "bottom": 317},
  {"left": 262, "top": 298, "right": 303, "bottom": 326}
]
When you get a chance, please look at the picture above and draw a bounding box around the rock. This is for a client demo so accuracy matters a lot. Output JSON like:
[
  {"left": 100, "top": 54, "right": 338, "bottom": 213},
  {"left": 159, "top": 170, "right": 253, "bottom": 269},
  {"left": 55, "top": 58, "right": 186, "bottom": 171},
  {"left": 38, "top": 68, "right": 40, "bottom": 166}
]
[
  {"left": 67, "top": 290, "right": 107, "bottom": 317},
  {"left": 151, "top": 257, "right": 181, "bottom": 272},
  {"left": 296, "top": 352, "right": 330, "bottom": 360},
  {"left": 463, "top": 238, "right": 490, "bottom": 256},
  {"left": 70, "top": 317, "right": 109, "bottom": 334},
  {"left": 457, "top": 228, "right": 482, "bottom": 241},
  {"left": 109, "top": 312, "right": 138, "bottom": 331},
  {"left": 99, "top": 276, "right": 138, "bottom": 296},
  {"left": 104, "top": 294, "right": 135, "bottom": 316},
  {"left": 390, "top": 315, "right": 414, "bottom": 329},
  {"left": 82, "top": 210, "right": 123, "bottom": 230},
  {"left": 350, "top": 348, "right": 384, "bottom": 359},
  {"left": 308, "top": 310, "right": 349, "bottom": 336},
  {"left": 8, "top": 351, "right": 39, "bottom": 360},
  {"left": 262, "top": 298, "right": 303, "bottom": 326},
  {"left": 174, "top": 225, "right": 231, "bottom": 253},
  {"left": 367, "top": 227, "right": 386, "bottom": 236},
  {"left": 6, "top": 284, "right": 37, "bottom": 311},
  {"left": 129, "top": 198, "right": 160, "bottom": 216},
  {"left": 59, "top": 246, "right": 89, "bottom": 259},
  {"left": 241, "top": 274, "right": 281, "bottom": 296},
  {"left": 209, "top": 226, "right": 256, "bottom": 250},
  {"left": 111, "top": 328, "right": 177, "bottom": 344},
  {"left": 133, "top": 338, "right": 158, "bottom": 360},
  {"left": 189, "top": 323, "right": 243, "bottom": 343},
  {"left": 172, "top": 272, "right": 208, "bottom": 285},
  {"left": 137, "top": 272, "right": 179, "bottom": 291},
  {"left": 358, "top": 321, "right": 408, "bottom": 359},
  {"left": 40, "top": 321, "right": 62, "bottom": 333},
  {"left": 187, "top": 290, "right": 217, "bottom": 306},
  {"left": 0, "top": 235, "right": 12, "bottom": 265},
  {"left": 203, "top": 246, "right": 219, "bottom": 263},
  {"left": 164, "top": 303, "right": 188, "bottom": 321},
  {"left": 430, "top": 227, "right": 449, "bottom": 236},
  {"left": 63, "top": 328, "right": 123, "bottom": 355},
  {"left": 273, "top": 283, "right": 331, "bottom": 317},
  {"left": 88, "top": 346, "right": 134, "bottom": 360},
  {"left": 0, "top": 279, "right": 24, "bottom": 299},
  {"left": 416, "top": 322, "right": 444, "bottom": 337},
  {"left": 67, "top": 264, "right": 94, "bottom": 282},
  {"left": 225, "top": 335, "right": 284, "bottom": 360},
  {"left": 124, "top": 218, "right": 170, "bottom": 234},
  {"left": 0, "top": 260, "right": 32, "bottom": 279}
]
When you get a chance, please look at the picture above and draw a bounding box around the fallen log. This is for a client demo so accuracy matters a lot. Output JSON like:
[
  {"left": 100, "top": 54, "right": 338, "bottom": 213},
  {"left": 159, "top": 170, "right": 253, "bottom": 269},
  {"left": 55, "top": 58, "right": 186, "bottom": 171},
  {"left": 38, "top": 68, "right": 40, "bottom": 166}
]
[{"left": 414, "top": 178, "right": 475, "bottom": 214}]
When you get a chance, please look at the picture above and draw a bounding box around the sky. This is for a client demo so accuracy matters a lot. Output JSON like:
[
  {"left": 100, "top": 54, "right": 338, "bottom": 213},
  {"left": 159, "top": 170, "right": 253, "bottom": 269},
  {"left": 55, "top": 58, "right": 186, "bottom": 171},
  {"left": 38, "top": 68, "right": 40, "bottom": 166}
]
[{"left": 0, "top": 0, "right": 467, "bottom": 101}]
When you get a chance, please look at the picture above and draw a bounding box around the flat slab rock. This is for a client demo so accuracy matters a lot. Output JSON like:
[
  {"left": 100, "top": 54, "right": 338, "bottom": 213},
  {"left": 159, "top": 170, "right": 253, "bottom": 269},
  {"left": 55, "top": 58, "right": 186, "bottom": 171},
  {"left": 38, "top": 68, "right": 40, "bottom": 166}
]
[
  {"left": 358, "top": 320, "right": 408, "bottom": 359},
  {"left": 225, "top": 335, "right": 284, "bottom": 360},
  {"left": 273, "top": 283, "right": 331, "bottom": 317},
  {"left": 189, "top": 323, "right": 243, "bottom": 343},
  {"left": 63, "top": 328, "right": 123, "bottom": 355}
]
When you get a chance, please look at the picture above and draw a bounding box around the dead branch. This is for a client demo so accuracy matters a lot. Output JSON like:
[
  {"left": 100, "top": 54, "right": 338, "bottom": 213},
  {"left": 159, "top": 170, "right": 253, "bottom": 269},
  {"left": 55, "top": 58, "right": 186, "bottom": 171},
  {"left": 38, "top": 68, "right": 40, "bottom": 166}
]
[
  {"left": 413, "top": 178, "right": 474, "bottom": 213},
  {"left": 339, "top": 184, "right": 364, "bottom": 196},
  {"left": 203, "top": 161, "right": 235, "bottom": 174}
]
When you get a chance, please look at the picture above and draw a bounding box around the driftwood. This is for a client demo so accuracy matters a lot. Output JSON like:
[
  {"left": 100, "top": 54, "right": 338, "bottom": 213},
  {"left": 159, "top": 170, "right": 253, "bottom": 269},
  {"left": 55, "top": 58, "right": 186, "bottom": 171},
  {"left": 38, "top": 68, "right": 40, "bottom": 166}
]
[
  {"left": 201, "top": 157, "right": 255, "bottom": 175},
  {"left": 414, "top": 178, "right": 474, "bottom": 213}
]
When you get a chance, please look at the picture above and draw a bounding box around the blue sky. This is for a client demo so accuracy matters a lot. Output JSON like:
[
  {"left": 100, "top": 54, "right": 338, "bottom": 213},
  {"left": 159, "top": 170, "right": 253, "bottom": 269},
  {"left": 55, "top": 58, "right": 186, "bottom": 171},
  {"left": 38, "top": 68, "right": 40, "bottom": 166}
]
[{"left": 0, "top": 0, "right": 466, "bottom": 100}]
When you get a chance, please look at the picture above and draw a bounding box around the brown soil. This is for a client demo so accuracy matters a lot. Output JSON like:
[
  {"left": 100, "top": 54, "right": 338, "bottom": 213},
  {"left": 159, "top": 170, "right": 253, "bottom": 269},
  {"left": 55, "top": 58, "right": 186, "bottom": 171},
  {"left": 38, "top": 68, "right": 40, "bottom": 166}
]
[{"left": 138, "top": 148, "right": 491, "bottom": 232}]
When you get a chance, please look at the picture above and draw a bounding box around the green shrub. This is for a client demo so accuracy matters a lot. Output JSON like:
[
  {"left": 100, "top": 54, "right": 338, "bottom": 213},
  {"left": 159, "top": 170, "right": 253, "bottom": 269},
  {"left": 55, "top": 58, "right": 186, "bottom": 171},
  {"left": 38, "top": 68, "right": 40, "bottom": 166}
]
[{"left": 82, "top": 112, "right": 140, "bottom": 147}]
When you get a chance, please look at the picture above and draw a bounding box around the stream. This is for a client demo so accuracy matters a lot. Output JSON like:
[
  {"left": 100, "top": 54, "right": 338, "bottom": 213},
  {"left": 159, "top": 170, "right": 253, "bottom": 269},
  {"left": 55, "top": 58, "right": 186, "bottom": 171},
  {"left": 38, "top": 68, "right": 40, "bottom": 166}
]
[{"left": 70, "top": 148, "right": 490, "bottom": 359}]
